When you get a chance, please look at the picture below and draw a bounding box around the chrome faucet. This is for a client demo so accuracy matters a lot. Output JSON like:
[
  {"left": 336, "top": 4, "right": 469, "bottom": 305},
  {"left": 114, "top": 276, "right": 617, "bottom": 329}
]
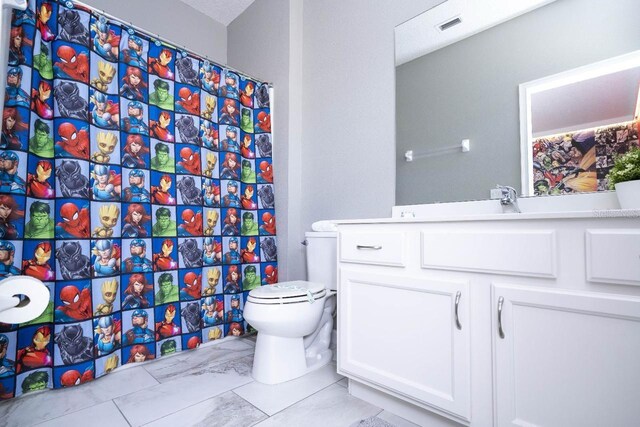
[{"left": 496, "top": 185, "right": 521, "bottom": 213}]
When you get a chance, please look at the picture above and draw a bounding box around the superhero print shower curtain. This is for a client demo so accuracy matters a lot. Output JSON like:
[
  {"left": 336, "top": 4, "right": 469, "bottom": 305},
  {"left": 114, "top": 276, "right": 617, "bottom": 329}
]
[{"left": 0, "top": 0, "right": 277, "bottom": 399}]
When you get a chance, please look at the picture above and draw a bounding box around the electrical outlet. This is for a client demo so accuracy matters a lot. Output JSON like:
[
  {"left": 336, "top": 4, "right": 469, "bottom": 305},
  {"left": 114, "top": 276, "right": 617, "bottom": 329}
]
[{"left": 490, "top": 188, "right": 503, "bottom": 200}]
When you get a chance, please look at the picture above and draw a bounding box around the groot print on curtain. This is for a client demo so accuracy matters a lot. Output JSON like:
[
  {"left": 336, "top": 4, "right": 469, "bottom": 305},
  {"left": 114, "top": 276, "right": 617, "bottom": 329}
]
[{"left": 0, "top": 0, "right": 276, "bottom": 399}]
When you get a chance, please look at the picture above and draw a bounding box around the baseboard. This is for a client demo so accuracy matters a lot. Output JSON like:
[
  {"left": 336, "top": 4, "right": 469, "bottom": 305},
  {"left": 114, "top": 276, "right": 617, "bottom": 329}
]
[{"left": 348, "top": 380, "right": 464, "bottom": 427}]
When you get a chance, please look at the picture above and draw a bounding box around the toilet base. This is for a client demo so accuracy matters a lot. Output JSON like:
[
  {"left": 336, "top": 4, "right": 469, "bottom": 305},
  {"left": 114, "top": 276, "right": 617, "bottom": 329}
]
[
  {"left": 306, "top": 348, "right": 333, "bottom": 372},
  {"left": 252, "top": 333, "right": 333, "bottom": 384}
]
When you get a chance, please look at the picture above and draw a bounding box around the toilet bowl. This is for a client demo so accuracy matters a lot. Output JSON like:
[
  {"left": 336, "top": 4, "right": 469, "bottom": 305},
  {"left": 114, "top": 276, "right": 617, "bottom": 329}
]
[{"left": 244, "top": 230, "right": 337, "bottom": 384}]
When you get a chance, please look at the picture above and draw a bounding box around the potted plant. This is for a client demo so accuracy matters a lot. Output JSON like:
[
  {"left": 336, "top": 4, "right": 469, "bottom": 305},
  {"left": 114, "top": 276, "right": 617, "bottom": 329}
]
[{"left": 608, "top": 146, "right": 640, "bottom": 209}]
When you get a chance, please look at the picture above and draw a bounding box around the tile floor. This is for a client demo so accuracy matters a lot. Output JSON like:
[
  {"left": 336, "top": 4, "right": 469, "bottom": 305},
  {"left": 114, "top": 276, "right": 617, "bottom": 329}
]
[{"left": 0, "top": 336, "right": 419, "bottom": 427}]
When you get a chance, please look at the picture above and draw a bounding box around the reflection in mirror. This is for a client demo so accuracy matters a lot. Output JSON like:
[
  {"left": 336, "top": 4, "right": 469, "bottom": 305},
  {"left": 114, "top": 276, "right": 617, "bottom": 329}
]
[
  {"left": 521, "top": 52, "right": 640, "bottom": 196},
  {"left": 395, "top": 0, "right": 640, "bottom": 206}
]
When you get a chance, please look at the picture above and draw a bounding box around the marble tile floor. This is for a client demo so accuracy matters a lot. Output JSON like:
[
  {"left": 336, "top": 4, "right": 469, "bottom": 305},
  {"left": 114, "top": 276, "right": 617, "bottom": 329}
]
[{"left": 0, "top": 336, "right": 419, "bottom": 427}]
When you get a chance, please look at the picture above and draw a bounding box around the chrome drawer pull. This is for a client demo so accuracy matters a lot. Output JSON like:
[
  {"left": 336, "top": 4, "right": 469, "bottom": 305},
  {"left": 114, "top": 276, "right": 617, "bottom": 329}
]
[
  {"left": 454, "top": 291, "right": 462, "bottom": 330},
  {"left": 356, "top": 245, "right": 382, "bottom": 250},
  {"left": 497, "top": 296, "right": 505, "bottom": 339}
]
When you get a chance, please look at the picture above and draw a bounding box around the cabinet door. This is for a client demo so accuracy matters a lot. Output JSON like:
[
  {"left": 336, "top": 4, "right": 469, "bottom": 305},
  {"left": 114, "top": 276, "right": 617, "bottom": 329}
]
[
  {"left": 338, "top": 268, "right": 471, "bottom": 420},
  {"left": 493, "top": 284, "right": 640, "bottom": 427}
]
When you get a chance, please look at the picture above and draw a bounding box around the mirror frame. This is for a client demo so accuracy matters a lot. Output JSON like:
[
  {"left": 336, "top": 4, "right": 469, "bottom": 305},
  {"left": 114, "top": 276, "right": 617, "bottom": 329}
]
[{"left": 518, "top": 49, "right": 640, "bottom": 196}]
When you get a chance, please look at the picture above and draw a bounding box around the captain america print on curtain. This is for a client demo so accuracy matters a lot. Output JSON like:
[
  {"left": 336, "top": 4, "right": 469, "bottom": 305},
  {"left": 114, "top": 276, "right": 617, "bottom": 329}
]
[{"left": 0, "top": 0, "right": 276, "bottom": 399}]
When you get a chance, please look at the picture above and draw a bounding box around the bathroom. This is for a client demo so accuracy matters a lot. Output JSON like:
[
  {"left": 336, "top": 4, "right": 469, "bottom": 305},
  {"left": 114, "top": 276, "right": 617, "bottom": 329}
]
[{"left": 0, "top": 0, "right": 639, "bottom": 425}]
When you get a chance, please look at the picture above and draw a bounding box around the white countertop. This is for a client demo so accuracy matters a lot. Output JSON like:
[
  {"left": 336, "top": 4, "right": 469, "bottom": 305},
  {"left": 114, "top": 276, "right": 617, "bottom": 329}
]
[
  {"left": 333, "top": 209, "right": 640, "bottom": 225},
  {"left": 329, "top": 192, "right": 640, "bottom": 225}
]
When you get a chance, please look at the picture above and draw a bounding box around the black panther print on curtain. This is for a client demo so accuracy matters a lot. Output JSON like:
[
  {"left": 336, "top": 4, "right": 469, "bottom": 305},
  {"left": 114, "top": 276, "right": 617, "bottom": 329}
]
[{"left": 0, "top": 0, "right": 276, "bottom": 399}]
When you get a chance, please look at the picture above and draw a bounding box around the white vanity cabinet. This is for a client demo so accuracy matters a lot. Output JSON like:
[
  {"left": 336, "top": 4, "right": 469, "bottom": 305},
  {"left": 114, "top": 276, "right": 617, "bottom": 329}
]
[
  {"left": 336, "top": 215, "right": 640, "bottom": 427},
  {"left": 339, "top": 268, "right": 471, "bottom": 420},
  {"left": 492, "top": 284, "right": 640, "bottom": 427}
]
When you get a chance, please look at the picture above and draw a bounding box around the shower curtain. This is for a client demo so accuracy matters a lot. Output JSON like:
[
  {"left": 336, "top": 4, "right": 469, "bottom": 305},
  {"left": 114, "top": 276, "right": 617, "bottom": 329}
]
[{"left": 0, "top": 0, "right": 276, "bottom": 399}]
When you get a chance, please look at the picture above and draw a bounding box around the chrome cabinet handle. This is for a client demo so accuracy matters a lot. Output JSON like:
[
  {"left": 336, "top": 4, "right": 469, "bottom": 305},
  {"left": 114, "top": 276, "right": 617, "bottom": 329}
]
[
  {"left": 497, "top": 296, "right": 505, "bottom": 339},
  {"left": 454, "top": 291, "right": 462, "bottom": 330},
  {"left": 356, "top": 245, "right": 382, "bottom": 250}
]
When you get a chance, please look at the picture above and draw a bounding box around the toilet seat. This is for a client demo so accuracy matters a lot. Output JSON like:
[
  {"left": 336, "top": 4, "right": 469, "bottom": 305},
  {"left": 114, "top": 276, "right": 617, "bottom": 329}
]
[
  {"left": 247, "top": 281, "right": 326, "bottom": 305},
  {"left": 244, "top": 277, "right": 337, "bottom": 384}
]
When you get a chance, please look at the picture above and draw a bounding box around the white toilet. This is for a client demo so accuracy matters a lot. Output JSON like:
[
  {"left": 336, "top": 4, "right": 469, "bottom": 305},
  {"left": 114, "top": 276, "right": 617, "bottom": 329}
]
[{"left": 244, "top": 230, "right": 337, "bottom": 384}]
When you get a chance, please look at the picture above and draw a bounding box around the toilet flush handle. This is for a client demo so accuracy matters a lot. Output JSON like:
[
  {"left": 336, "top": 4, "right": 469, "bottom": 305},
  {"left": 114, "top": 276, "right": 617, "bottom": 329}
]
[{"left": 301, "top": 239, "right": 308, "bottom": 246}]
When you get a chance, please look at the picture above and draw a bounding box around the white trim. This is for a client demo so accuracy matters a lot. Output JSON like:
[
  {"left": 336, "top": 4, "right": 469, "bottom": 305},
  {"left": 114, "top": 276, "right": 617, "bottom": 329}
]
[{"left": 519, "top": 82, "right": 533, "bottom": 195}]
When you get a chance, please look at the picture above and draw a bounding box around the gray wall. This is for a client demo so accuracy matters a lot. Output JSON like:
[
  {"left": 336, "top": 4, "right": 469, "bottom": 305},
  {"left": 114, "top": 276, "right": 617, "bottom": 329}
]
[
  {"left": 228, "top": 0, "right": 442, "bottom": 282},
  {"left": 81, "top": 0, "right": 228, "bottom": 64},
  {"left": 299, "top": 0, "right": 440, "bottom": 224},
  {"left": 227, "top": 0, "right": 304, "bottom": 281},
  {"left": 396, "top": 0, "right": 640, "bottom": 204}
]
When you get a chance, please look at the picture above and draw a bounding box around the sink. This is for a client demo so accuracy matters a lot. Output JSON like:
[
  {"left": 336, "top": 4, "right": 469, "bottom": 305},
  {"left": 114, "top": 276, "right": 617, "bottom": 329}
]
[
  {"left": 392, "top": 191, "right": 622, "bottom": 219},
  {"left": 331, "top": 191, "right": 635, "bottom": 226}
]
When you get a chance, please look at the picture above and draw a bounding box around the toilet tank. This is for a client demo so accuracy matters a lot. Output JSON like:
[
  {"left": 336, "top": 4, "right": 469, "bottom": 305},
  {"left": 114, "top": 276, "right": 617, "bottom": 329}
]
[{"left": 305, "top": 231, "right": 337, "bottom": 291}]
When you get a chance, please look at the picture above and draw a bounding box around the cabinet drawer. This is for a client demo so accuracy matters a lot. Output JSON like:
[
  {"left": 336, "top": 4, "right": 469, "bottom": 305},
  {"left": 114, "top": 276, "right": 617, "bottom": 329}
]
[
  {"left": 586, "top": 229, "right": 640, "bottom": 286},
  {"left": 339, "top": 231, "right": 406, "bottom": 267},
  {"left": 421, "top": 230, "right": 557, "bottom": 278}
]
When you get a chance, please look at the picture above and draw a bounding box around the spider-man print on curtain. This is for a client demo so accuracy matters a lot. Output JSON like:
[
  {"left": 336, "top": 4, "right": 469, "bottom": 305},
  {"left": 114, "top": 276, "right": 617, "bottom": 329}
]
[{"left": 0, "top": 0, "right": 276, "bottom": 398}]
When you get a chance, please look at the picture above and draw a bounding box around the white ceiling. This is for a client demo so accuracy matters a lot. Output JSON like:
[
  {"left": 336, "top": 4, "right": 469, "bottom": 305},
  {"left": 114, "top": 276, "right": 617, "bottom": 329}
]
[
  {"left": 395, "top": 0, "right": 557, "bottom": 66},
  {"left": 179, "top": 0, "right": 256, "bottom": 26}
]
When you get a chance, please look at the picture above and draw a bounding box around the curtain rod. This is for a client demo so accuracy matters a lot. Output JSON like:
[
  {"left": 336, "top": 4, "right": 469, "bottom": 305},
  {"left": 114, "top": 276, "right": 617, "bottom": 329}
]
[{"left": 70, "top": 0, "right": 273, "bottom": 87}]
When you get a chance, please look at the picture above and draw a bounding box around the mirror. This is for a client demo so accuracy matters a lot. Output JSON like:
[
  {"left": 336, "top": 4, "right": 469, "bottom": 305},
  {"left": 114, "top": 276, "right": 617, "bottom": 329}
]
[{"left": 395, "top": 0, "right": 640, "bottom": 205}]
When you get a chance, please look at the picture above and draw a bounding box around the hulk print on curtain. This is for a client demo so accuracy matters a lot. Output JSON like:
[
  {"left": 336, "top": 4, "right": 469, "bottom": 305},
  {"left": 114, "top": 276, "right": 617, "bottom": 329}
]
[{"left": 0, "top": 0, "right": 276, "bottom": 399}]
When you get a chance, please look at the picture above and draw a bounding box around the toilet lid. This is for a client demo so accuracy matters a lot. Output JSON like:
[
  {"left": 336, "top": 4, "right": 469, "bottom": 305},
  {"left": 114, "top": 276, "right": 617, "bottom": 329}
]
[{"left": 249, "top": 280, "right": 326, "bottom": 300}]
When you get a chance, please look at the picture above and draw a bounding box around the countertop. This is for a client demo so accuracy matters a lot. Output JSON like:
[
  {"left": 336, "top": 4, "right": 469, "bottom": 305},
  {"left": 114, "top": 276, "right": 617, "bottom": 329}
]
[{"left": 332, "top": 209, "right": 640, "bottom": 225}]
